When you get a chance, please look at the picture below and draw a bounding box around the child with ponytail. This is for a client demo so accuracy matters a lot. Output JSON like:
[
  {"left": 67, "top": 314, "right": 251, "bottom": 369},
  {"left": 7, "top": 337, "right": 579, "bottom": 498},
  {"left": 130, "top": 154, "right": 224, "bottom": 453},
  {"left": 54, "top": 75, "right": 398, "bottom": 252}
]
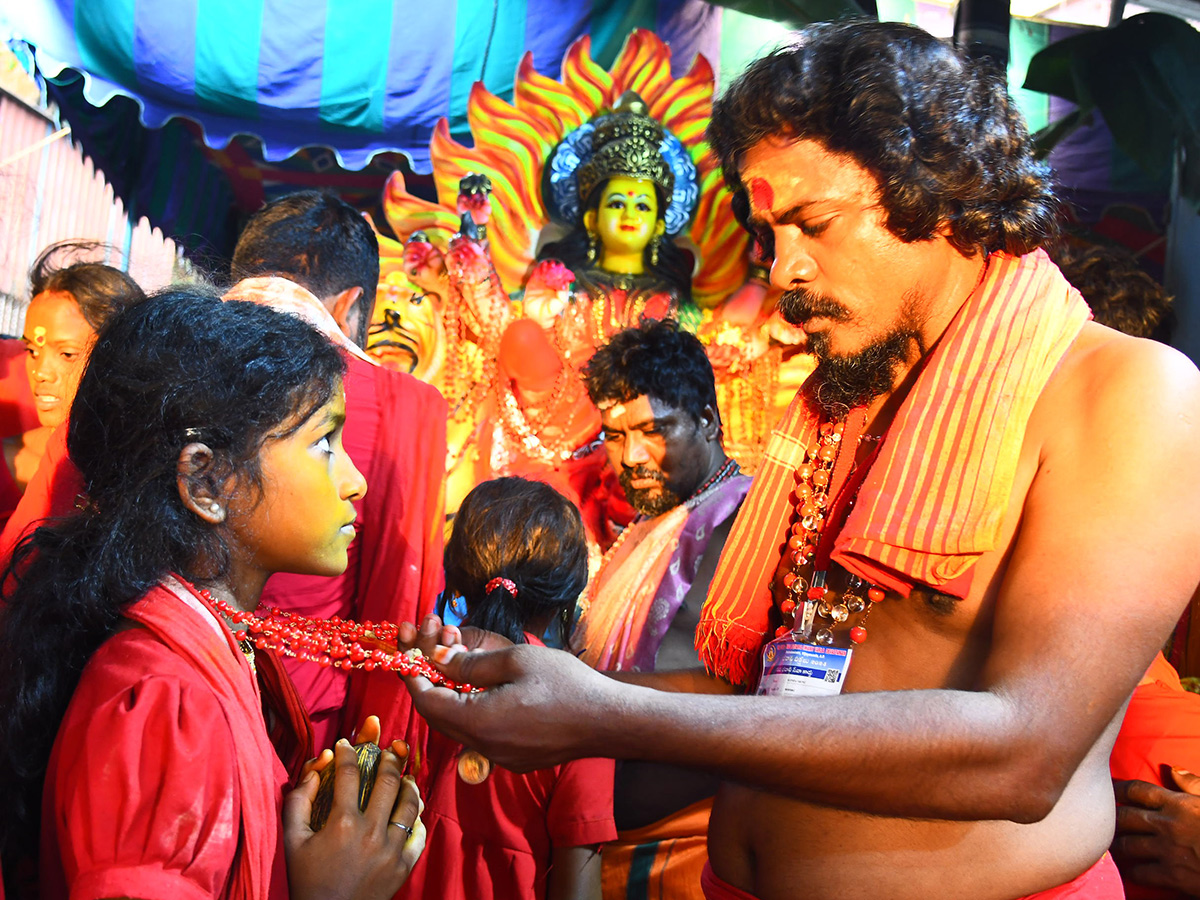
[{"left": 399, "top": 476, "right": 615, "bottom": 900}]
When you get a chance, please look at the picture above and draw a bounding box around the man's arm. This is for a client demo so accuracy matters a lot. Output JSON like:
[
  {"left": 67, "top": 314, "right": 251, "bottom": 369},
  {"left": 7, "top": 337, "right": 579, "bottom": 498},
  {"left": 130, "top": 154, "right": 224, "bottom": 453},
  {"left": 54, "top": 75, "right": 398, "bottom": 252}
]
[{"left": 411, "top": 334, "right": 1200, "bottom": 822}]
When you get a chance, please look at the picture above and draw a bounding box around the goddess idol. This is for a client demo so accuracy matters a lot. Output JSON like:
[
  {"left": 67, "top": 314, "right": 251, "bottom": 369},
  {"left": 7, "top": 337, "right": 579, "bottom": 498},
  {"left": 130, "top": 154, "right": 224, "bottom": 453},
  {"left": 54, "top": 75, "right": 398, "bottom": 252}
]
[
  {"left": 368, "top": 31, "right": 782, "bottom": 523},
  {"left": 529, "top": 90, "right": 699, "bottom": 358}
]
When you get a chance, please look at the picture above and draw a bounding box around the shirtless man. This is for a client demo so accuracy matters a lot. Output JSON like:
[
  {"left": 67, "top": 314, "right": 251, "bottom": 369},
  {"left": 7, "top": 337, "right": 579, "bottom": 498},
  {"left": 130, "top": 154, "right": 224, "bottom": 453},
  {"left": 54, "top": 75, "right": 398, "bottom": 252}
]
[{"left": 406, "top": 21, "right": 1200, "bottom": 900}]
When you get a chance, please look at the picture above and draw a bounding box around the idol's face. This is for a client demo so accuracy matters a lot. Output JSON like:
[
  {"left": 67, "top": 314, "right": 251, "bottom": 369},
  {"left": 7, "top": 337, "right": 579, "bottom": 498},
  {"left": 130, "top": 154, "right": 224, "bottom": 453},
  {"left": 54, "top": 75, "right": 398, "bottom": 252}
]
[
  {"left": 589, "top": 176, "right": 664, "bottom": 259},
  {"left": 369, "top": 279, "right": 443, "bottom": 377},
  {"left": 23, "top": 290, "right": 96, "bottom": 428}
]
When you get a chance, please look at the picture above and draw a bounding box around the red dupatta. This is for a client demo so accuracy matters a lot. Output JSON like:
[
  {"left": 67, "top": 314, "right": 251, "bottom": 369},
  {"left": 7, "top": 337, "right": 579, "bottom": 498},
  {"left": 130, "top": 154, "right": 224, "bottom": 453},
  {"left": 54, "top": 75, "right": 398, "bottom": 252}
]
[{"left": 124, "top": 578, "right": 310, "bottom": 900}]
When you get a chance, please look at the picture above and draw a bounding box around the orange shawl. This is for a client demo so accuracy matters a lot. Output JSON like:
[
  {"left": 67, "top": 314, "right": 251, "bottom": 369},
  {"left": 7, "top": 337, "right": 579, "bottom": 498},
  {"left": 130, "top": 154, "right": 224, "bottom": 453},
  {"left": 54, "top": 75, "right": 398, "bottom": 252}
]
[
  {"left": 698, "top": 250, "right": 1091, "bottom": 686},
  {"left": 576, "top": 504, "right": 691, "bottom": 671}
]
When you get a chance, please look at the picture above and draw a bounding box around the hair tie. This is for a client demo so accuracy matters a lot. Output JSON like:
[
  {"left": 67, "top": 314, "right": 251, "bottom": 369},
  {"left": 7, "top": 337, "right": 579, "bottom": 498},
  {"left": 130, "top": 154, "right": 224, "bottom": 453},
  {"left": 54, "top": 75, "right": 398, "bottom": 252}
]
[{"left": 484, "top": 577, "right": 517, "bottom": 598}]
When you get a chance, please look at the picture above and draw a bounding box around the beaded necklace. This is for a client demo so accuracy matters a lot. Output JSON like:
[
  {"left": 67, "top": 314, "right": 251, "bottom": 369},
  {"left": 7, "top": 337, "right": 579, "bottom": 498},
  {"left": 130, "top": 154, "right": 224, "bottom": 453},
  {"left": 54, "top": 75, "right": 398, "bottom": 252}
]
[
  {"left": 776, "top": 411, "right": 888, "bottom": 646},
  {"left": 688, "top": 457, "right": 741, "bottom": 503},
  {"left": 496, "top": 371, "right": 583, "bottom": 464},
  {"left": 196, "top": 590, "right": 483, "bottom": 693}
]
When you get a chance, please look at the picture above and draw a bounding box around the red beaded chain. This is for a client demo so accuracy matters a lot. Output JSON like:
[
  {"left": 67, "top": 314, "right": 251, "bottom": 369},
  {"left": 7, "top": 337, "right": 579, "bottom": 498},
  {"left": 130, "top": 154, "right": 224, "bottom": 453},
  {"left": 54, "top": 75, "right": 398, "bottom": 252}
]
[
  {"left": 777, "top": 419, "right": 887, "bottom": 646},
  {"left": 201, "top": 593, "right": 483, "bottom": 694}
]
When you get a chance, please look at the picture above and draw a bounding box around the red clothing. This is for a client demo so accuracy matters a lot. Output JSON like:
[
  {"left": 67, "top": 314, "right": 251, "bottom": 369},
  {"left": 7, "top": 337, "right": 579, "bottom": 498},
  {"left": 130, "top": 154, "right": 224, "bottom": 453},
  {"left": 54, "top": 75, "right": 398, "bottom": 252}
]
[
  {"left": 1111, "top": 652, "right": 1200, "bottom": 785},
  {"left": 0, "top": 338, "right": 37, "bottom": 437},
  {"left": 399, "top": 637, "right": 616, "bottom": 900},
  {"left": 0, "top": 338, "right": 39, "bottom": 533},
  {"left": 264, "top": 355, "right": 447, "bottom": 750},
  {"left": 1109, "top": 652, "right": 1200, "bottom": 900},
  {"left": 0, "top": 454, "right": 22, "bottom": 532},
  {"left": 40, "top": 578, "right": 309, "bottom": 900},
  {"left": 700, "top": 854, "right": 1122, "bottom": 900},
  {"left": 0, "top": 425, "right": 78, "bottom": 563}
]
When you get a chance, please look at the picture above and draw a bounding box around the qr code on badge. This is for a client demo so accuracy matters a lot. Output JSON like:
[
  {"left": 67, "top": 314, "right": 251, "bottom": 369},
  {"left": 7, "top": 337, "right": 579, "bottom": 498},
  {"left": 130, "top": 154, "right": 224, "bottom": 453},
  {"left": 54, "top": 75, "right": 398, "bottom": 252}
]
[{"left": 824, "top": 669, "right": 838, "bottom": 683}]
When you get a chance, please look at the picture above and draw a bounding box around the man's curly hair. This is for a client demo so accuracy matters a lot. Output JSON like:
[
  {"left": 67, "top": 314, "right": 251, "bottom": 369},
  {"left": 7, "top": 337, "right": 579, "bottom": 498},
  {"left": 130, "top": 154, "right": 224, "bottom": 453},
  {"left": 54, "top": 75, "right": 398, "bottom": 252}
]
[{"left": 708, "top": 20, "right": 1061, "bottom": 257}]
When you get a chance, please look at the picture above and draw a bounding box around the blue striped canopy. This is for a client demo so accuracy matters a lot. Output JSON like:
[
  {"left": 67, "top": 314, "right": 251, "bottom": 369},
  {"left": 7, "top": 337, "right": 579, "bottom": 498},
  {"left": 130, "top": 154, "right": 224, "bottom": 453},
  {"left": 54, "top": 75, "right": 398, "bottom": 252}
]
[{"left": 5, "top": 0, "right": 794, "bottom": 171}]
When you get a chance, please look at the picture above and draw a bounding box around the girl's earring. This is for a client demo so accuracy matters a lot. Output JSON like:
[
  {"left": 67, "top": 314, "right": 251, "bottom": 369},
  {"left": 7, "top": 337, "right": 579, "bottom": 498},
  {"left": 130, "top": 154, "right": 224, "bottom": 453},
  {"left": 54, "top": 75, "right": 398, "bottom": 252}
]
[{"left": 586, "top": 232, "right": 598, "bottom": 266}]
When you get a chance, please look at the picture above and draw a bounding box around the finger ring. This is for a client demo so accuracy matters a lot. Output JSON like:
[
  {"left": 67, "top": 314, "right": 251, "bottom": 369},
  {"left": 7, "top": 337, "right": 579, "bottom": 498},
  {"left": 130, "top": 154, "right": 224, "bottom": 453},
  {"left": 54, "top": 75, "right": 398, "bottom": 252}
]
[{"left": 390, "top": 822, "right": 414, "bottom": 837}]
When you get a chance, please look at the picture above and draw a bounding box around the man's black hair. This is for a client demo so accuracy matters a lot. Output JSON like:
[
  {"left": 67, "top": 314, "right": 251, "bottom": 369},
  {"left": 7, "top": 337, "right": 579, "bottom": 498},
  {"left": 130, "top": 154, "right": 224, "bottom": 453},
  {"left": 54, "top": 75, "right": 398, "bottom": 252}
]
[
  {"left": 583, "top": 318, "right": 718, "bottom": 427},
  {"left": 709, "top": 19, "right": 1060, "bottom": 258},
  {"left": 232, "top": 190, "right": 380, "bottom": 346}
]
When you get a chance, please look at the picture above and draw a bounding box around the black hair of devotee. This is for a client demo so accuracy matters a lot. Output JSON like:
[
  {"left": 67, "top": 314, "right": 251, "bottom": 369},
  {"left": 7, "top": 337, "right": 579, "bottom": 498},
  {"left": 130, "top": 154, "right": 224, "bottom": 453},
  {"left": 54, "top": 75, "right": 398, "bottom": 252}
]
[
  {"left": 444, "top": 476, "right": 588, "bottom": 646},
  {"left": 29, "top": 240, "right": 147, "bottom": 331},
  {"left": 583, "top": 318, "right": 719, "bottom": 428},
  {"left": 1050, "top": 239, "right": 1175, "bottom": 341},
  {"left": 231, "top": 189, "right": 380, "bottom": 346},
  {"left": 0, "top": 288, "right": 345, "bottom": 869},
  {"left": 708, "top": 19, "right": 1061, "bottom": 258}
]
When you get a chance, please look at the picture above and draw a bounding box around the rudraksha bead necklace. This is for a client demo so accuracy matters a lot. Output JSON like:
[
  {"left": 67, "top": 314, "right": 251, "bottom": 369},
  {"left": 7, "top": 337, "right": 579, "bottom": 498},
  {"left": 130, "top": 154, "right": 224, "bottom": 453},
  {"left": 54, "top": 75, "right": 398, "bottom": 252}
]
[{"left": 777, "top": 416, "right": 888, "bottom": 645}]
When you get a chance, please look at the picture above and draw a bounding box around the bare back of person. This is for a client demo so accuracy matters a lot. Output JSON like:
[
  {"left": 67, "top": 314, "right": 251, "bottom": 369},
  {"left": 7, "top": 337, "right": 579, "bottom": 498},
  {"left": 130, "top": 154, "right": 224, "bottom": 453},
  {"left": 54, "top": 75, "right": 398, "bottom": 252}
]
[{"left": 708, "top": 320, "right": 1188, "bottom": 899}]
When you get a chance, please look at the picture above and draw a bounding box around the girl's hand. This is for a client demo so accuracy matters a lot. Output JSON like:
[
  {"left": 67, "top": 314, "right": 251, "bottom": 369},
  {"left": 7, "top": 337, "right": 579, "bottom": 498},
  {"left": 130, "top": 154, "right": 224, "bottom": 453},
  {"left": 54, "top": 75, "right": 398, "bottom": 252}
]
[
  {"left": 284, "top": 740, "right": 425, "bottom": 900},
  {"left": 298, "top": 716, "right": 404, "bottom": 783},
  {"left": 395, "top": 613, "right": 515, "bottom": 659}
]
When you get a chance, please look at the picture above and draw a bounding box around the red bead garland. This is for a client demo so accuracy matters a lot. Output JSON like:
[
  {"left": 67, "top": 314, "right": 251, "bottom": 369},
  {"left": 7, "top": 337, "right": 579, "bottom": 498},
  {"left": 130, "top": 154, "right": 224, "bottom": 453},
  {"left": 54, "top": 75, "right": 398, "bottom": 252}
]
[
  {"left": 779, "top": 418, "right": 888, "bottom": 646},
  {"left": 202, "top": 594, "right": 483, "bottom": 694}
]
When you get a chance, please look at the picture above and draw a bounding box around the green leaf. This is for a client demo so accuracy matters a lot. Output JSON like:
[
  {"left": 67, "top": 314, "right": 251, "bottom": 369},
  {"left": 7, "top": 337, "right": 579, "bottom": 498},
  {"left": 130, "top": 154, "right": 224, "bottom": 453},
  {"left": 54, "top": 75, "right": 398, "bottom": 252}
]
[{"left": 1024, "top": 13, "right": 1200, "bottom": 204}]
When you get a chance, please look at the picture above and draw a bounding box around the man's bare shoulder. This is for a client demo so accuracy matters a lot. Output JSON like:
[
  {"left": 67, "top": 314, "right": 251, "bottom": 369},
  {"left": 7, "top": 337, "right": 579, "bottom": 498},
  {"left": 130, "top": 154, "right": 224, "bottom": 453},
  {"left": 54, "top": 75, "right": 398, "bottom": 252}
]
[{"left": 1036, "top": 320, "right": 1200, "bottom": 449}]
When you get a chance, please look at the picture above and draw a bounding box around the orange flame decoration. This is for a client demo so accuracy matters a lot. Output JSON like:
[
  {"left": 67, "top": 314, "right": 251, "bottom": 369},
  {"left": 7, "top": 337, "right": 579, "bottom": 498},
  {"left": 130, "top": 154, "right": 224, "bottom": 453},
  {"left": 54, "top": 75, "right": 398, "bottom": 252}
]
[{"left": 379, "top": 29, "right": 748, "bottom": 308}]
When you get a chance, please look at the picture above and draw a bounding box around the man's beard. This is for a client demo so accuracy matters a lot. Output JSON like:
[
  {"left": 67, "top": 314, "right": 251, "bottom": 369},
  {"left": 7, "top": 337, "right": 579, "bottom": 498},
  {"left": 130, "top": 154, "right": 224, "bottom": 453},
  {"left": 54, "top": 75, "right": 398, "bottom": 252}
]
[
  {"left": 619, "top": 465, "right": 683, "bottom": 517},
  {"left": 780, "top": 287, "right": 920, "bottom": 417},
  {"left": 807, "top": 331, "right": 916, "bottom": 416}
]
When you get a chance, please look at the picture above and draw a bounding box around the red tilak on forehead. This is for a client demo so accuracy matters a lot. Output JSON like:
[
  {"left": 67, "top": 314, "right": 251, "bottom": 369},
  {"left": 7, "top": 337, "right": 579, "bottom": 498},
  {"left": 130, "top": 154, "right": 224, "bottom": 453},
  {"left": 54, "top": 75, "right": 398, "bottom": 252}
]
[{"left": 749, "top": 177, "right": 774, "bottom": 214}]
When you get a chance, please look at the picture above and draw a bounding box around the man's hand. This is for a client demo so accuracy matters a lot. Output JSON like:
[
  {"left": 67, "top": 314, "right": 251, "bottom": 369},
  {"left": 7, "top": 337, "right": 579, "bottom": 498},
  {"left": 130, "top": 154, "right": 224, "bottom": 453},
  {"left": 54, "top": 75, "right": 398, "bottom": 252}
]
[
  {"left": 284, "top": 740, "right": 425, "bottom": 900},
  {"left": 1113, "top": 767, "right": 1200, "bottom": 894},
  {"left": 405, "top": 642, "right": 619, "bottom": 772}
]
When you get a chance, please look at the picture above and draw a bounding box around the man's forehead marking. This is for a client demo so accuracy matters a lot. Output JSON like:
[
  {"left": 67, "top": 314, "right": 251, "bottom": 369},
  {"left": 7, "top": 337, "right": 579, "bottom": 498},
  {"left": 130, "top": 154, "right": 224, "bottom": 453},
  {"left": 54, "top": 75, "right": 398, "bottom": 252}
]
[{"left": 749, "top": 177, "right": 774, "bottom": 217}]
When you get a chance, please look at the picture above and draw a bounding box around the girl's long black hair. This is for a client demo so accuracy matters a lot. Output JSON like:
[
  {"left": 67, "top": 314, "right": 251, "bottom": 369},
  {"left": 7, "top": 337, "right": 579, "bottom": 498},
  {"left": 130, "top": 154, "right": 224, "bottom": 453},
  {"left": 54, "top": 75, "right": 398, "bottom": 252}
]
[
  {"left": 0, "top": 287, "right": 345, "bottom": 871},
  {"left": 445, "top": 477, "right": 588, "bottom": 645}
]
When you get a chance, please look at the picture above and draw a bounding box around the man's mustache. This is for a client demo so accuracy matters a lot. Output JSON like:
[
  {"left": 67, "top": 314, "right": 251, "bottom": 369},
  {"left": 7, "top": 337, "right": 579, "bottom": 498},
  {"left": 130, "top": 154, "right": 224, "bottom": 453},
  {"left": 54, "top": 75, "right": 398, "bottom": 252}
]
[
  {"left": 778, "top": 288, "right": 852, "bottom": 326},
  {"left": 620, "top": 465, "right": 663, "bottom": 484}
]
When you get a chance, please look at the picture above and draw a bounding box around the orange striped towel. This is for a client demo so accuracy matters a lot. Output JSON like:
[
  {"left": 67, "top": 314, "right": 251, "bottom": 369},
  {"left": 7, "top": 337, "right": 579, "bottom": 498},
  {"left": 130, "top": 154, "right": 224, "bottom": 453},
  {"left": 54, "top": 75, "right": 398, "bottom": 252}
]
[{"left": 697, "top": 250, "right": 1091, "bottom": 685}]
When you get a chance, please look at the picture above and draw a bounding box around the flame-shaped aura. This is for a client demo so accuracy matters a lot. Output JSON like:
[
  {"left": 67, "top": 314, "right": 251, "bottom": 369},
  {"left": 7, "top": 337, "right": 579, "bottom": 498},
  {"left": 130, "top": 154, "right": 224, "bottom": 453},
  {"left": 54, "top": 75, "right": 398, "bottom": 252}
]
[{"left": 379, "top": 29, "right": 747, "bottom": 309}]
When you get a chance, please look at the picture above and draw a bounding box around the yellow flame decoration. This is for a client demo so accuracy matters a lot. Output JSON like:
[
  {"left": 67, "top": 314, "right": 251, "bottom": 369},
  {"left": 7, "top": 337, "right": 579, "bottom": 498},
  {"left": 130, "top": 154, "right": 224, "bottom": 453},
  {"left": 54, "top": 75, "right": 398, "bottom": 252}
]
[{"left": 379, "top": 29, "right": 747, "bottom": 308}]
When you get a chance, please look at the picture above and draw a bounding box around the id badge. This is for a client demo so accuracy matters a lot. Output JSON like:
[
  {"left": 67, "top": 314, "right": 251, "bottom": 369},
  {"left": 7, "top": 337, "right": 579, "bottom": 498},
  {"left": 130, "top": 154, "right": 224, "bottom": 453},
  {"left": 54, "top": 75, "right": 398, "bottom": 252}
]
[{"left": 756, "top": 636, "right": 853, "bottom": 697}]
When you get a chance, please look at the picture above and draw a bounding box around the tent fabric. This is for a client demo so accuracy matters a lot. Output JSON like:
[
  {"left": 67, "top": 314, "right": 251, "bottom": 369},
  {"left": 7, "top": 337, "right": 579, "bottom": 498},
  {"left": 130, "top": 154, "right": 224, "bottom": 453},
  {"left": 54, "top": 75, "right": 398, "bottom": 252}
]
[{"left": 6, "top": 0, "right": 728, "bottom": 172}]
